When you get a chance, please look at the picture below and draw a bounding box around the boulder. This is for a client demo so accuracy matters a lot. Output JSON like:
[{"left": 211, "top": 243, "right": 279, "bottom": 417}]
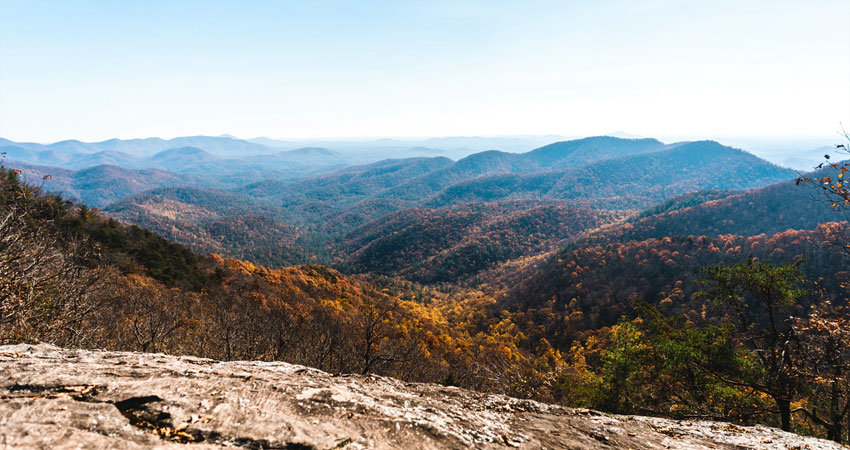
[{"left": 0, "top": 344, "right": 842, "bottom": 449}]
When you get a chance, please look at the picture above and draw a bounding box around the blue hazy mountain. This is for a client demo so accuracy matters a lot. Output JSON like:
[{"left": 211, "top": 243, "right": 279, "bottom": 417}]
[
  {"left": 6, "top": 161, "right": 214, "bottom": 207},
  {"left": 423, "top": 141, "right": 794, "bottom": 209}
]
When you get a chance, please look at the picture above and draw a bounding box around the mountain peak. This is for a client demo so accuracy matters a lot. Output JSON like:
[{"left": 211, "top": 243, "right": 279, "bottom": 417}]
[
  {"left": 278, "top": 147, "right": 339, "bottom": 157},
  {"left": 150, "top": 146, "right": 216, "bottom": 161},
  {"left": 522, "top": 136, "right": 665, "bottom": 168}
]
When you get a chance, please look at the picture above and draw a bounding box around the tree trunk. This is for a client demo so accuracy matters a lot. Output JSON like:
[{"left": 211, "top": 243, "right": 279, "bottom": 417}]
[
  {"left": 829, "top": 422, "right": 842, "bottom": 443},
  {"left": 225, "top": 326, "right": 232, "bottom": 360},
  {"left": 778, "top": 398, "right": 791, "bottom": 432}
]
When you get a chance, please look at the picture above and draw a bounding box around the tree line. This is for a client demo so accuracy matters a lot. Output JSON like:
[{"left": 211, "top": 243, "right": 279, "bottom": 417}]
[{"left": 4, "top": 155, "right": 850, "bottom": 443}]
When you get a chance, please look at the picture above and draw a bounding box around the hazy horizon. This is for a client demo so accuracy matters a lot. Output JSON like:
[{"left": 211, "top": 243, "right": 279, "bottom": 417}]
[
  {"left": 0, "top": 131, "right": 842, "bottom": 149},
  {"left": 1, "top": 131, "right": 841, "bottom": 171}
]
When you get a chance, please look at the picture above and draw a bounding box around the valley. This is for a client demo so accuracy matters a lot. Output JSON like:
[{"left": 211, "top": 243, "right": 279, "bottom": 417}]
[
  {"left": 3, "top": 135, "right": 798, "bottom": 270},
  {"left": 3, "top": 133, "right": 850, "bottom": 444}
]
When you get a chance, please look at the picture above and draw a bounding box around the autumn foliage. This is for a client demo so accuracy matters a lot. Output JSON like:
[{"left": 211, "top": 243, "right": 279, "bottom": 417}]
[{"left": 5, "top": 161, "right": 850, "bottom": 442}]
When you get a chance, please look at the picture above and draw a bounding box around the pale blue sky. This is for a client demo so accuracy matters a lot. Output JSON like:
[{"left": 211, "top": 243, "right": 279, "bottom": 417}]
[{"left": 0, "top": 0, "right": 848, "bottom": 143}]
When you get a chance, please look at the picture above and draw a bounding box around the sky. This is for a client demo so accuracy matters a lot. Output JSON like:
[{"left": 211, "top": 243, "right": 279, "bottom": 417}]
[{"left": 0, "top": 0, "right": 848, "bottom": 144}]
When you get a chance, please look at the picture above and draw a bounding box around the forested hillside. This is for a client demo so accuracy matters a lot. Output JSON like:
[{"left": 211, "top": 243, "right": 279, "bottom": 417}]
[
  {"left": 103, "top": 187, "right": 315, "bottom": 266},
  {"left": 592, "top": 177, "right": 839, "bottom": 245},
  {"left": 4, "top": 137, "right": 850, "bottom": 443},
  {"left": 425, "top": 141, "right": 794, "bottom": 209},
  {"left": 8, "top": 137, "right": 793, "bottom": 270},
  {"left": 502, "top": 227, "right": 849, "bottom": 347},
  {"left": 0, "top": 168, "right": 564, "bottom": 395},
  {"left": 342, "top": 201, "right": 626, "bottom": 282}
]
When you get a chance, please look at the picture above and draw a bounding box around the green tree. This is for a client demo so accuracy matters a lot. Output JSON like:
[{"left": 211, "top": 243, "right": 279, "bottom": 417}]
[
  {"left": 595, "top": 307, "right": 769, "bottom": 422},
  {"left": 697, "top": 258, "right": 807, "bottom": 431}
]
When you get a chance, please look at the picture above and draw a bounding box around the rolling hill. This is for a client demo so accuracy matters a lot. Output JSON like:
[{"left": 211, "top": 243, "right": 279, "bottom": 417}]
[
  {"left": 377, "top": 137, "right": 664, "bottom": 202},
  {"left": 481, "top": 161, "right": 849, "bottom": 357},
  {"left": 515, "top": 136, "right": 664, "bottom": 171},
  {"left": 91, "top": 137, "right": 800, "bottom": 269},
  {"left": 5, "top": 134, "right": 805, "bottom": 277},
  {"left": 0, "top": 136, "right": 347, "bottom": 183},
  {"left": 227, "top": 138, "right": 792, "bottom": 235},
  {"left": 6, "top": 137, "right": 850, "bottom": 441},
  {"left": 341, "top": 201, "right": 627, "bottom": 282},
  {"left": 103, "top": 187, "right": 315, "bottom": 266},
  {"left": 498, "top": 226, "right": 850, "bottom": 352},
  {"left": 5, "top": 161, "right": 210, "bottom": 207},
  {"left": 587, "top": 169, "right": 843, "bottom": 245},
  {"left": 47, "top": 135, "right": 272, "bottom": 157},
  {"left": 424, "top": 141, "right": 795, "bottom": 209},
  {"left": 237, "top": 156, "right": 455, "bottom": 229}
]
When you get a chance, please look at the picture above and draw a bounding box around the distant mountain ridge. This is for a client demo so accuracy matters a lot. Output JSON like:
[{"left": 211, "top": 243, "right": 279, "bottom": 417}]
[
  {"left": 422, "top": 140, "right": 794, "bottom": 209},
  {"left": 45, "top": 135, "right": 270, "bottom": 156},
  {"left": 278, "top": 147, "right": 340, "bottom": 157},
  {"left": 149, "top": 146, "right": 217, "bottom": 163},
  {"left": 72, "top": 137, "right": 796, "bottom": 270},
  {"left": 3, "top": 135, "right": 801, "bottom": 269},
  {"left": 518, "top": 136, "right": 664, "bottom": 170},
  {"left": 7, "top": 130, "right": 850, "bottom": 444},
  {"left": 6, "top": 161, "right": 213, "bottom": 207},
  {"left": 0, "top": 134, "right": 572, "bottom": 170}
]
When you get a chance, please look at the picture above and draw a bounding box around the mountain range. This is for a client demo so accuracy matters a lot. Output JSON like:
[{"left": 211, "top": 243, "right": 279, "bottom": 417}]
[
  {"left": 5, "top": 132, "right": 850, "bottom": 441},
  {"left": 3, "top": 135, "right": 802, "bottom": 268}
]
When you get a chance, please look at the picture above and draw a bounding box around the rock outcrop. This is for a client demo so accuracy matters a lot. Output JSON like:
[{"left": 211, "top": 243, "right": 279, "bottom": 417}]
[{"left": 0, "top": 344, "right": 844, "bottom": 449}]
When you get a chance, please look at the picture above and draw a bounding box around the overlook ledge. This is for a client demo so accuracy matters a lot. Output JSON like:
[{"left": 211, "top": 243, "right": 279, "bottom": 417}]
[{"left": 0, "top": 344, "right": 842, "bottom": 450}]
